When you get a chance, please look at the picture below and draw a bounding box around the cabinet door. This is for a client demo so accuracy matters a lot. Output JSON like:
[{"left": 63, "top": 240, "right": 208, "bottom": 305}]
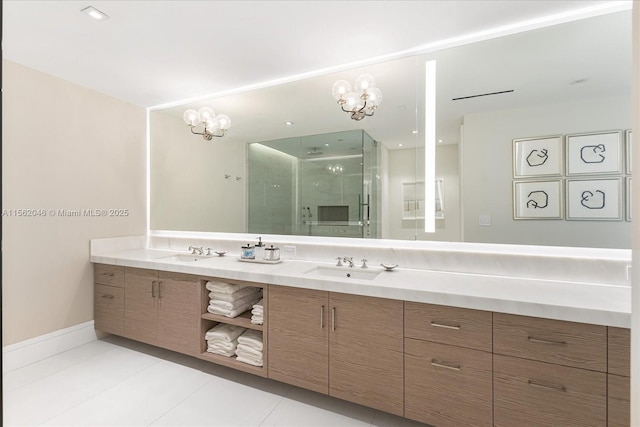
[
  {"left": 124, "top": 267, "right": 159, "bottom": 345},
  {"left": 268, "top": 286, "right": 329, "bottom": 394},
  {"left": 94, "top": 284, "right": 124, "bottom": 335},
  {"left": 158, "top": 272, "right": 201, "bottom": 356},
  {"left": 608, "top": 374, "right": 630, "bottom": 427},
  {"left": 329, "top": 293, "right": 403, "bottom": 416}
]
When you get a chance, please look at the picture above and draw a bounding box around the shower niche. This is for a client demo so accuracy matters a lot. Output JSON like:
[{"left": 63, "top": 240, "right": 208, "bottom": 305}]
[{"left": 248, "top": 129, "right": 379, "bottom": 238}]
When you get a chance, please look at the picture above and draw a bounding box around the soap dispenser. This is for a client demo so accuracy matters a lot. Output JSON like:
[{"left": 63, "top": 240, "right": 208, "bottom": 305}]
[{"left": 254, "top": 236, "right": 265, "bottom": 260}]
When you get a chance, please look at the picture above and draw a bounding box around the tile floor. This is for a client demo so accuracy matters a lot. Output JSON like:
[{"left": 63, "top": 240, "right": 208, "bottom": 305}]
[{"left": 3, "top": 336, "right": 429, "bottom": 426}]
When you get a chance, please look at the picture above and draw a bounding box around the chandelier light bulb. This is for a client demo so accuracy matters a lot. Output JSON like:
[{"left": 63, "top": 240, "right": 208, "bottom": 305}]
[
  {"left": 197, "top": 107, "right": 215, "bottom": 124},
  {"left": 367, "top": 87, "right": 383, "bottom": 107},
  {"left": 215, "top": 114, "right": 231, "bottom": 130},
  {"left": 355, "top": 74, "right": 376, "bottom": 93},
  {"left": 344, "top": 92, "right": 363, "bottom": 112},
  {"left": 332, "top": 80, "right": 352, "bottom": 101},
  {"left": 183, "top": 109, "right": 199, "bottom": 126}
]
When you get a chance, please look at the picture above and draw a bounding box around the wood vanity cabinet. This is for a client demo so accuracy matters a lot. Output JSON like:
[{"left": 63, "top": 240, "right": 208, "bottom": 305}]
[
  {"left": 94, "top": 264, "right": 125, "bottom": 335},
  {"left": 404, "top": 302, "right": 493, "bottom": 427},
  {"left": 268, "top": 286, "right": 329, "bottom": 393},
  {"left": 123, "top": 267, "right": 201, "bottom": 356},
  {"left": 268, "top": 286, "right": 404, "bottom": 416},
  {"left": 493, "top": 313, "right": 608, "bottom": 427},
  {"left": 607, "top": 327, "right": 631, "bottom": 427}
]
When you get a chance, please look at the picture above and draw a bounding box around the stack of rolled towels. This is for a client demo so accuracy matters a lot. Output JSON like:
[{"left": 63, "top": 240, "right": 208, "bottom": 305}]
[
  {"left": 205, "top": 323, "right": 246, "bottom": 357},
  {"left": 235, "top": 329, "right": 264, "bottom": 366},
  {"left": 206, "top": 281, "right": 262, "bottom": 318},
  {"left": 251, "top": 299, "right": 264, "bottom": 325}
]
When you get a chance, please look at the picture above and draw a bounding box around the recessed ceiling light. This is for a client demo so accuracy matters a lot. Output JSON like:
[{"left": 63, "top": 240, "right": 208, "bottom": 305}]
[
  {"left": 325, "top": 143, "right": 330, "bottom": 147},
  {"left": 81, "top": 6, "right": 109, "bottom": 21},
  {"left": 438, "top": 139, "right": 444, "bottom": 143},
  {"left": 284, "top": 121, "right": 295, "bottom": 126},
  {"left": 398, "top": 143, "right": 404, "bottom": 147},
  {"left": 412, "top": 130, "right": 419, "bottom": 134}
]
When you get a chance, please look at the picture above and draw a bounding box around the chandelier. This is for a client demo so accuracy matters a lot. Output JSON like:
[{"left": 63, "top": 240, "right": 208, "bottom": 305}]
[
  {"left": 331, "top": 74, "right": 382, "bottom": 121},
  {"left": 183, "top": 107, "right": 231, "bottom": 140},
  {"left": 326, "top": 164, "right": 344, "bottom": 175}
]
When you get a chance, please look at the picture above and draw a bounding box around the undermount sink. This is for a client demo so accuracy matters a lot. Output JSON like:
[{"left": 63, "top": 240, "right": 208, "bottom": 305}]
[
  {"left": 157, "top": 253, "right": 215, "bottom": 263},
  {"left": 305, "top": 266, "right": 381, "bottom": 281}
]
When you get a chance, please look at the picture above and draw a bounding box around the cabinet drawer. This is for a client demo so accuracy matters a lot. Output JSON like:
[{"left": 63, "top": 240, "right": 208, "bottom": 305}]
[
  {"left": 494, "top": 354, "right": 606, "bottom": 427},
  {"left": 94, "top": 284, "right": 124, "bottom": 335},
  {"left": 405, "top": 302, "right": 492, "bottom": 351},
  {"left": 608, "top": 327, "right": 630, "bottom": 376},
  {"left": 493, "top": 313, "right": 606, "bottom": 371},
  {"left": 405, "top": 338, "right": 492, "bottom": 427},
  {"left": 94, "top": 264, "right": 124, "bottom": 287},
  {"left": 607, "top": 374, "right": 630, "bottom": 427}
]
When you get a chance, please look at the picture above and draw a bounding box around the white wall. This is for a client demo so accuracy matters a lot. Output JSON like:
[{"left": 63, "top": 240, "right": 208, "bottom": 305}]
[
  {"left": 2, "top": 60, "right": 147, "bottom": 345},
  {"left": 385, "top": 145, "right": 461, "bottom": 241},
  {"left": 150, "top": 110, "right": 246, "bottom": 232},
  {"left": 462, "top": 95, "right": 631, "bottom": 248}
]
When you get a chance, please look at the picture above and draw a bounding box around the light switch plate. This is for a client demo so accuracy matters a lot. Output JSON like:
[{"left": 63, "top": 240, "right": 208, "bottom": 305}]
[{"left": 479, "top": 215, "right": 491, "bottom": 226}]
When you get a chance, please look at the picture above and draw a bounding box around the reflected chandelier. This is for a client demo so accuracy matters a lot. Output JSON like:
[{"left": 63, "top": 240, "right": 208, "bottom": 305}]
[
  {"left": 332, "top": 74, "right": 382, "bottom": 121},
  {"left": 183, "top": 107, "right": 231, "bottom": 140}
]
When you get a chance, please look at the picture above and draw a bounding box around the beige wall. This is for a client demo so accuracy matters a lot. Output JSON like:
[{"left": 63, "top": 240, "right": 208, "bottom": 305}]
[{"left": 2, "top": 60, "right": 147, "bottom": 346}]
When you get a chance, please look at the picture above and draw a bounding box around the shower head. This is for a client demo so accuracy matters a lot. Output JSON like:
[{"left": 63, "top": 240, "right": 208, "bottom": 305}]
[{"left": 307, "top": 147, "right": 324, "bottom": 156}]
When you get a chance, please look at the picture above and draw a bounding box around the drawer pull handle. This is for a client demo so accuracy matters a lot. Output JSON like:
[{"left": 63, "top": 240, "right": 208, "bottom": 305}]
[
  {"left": 430, "top": 359, "right": 461, "bottom": 371},
  {"left": 320, "top": 305, "right": 325, "bottom": 329},
  {"left": 158, "top": 281, "right": 163, "bottom": 299},
  {"left": 528, "top": 379, "right": 566, "bottom": 392},
  {"left": 528, "top": 336, "right": 567, "bottom": 345},
  {"left": 101, "top": 294, "right": 114, "bottom": 299},
  {"left": 430, "top": 321, "right": 461, "bottom": 330},
  {"left": 151, "top": 281, "right": 157, "bottom": 298},
  {"left": 331, "top": 307, "right": 336, "bottom": 331}
]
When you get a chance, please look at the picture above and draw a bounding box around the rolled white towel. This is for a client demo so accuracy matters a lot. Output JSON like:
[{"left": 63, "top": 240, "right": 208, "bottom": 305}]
[
  {"left": 204, "top": 323, "right": 246, "bottom": 341},
  {"left": 252, "top": 298, "right": 264, "bottom": 308},
  {"left": 209, "top": 286, "right": 261, "bottom": 302},
  {"left": 209, "top": 291, "right": 262, "bottom": 310},
  {"left": 250, "top": 318, "right": 264, "bottom": 326},
  {"left": 237, "top": 330, "right": 263, "bottom": 351},
  {"left": 206, "top": 281, "right": 251, "bottom": 295}
]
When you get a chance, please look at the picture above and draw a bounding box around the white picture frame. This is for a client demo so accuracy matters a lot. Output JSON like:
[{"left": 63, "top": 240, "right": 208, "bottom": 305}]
[
  {"left": 566, "top": 178, "right": 622, "bottom": 221},
  {"left": 626, "top": 129, "right": 632, "bottom": 174},
  {"left": 513, "top": 180, "right": 563, "bottom": 220},
  {"left": 435, "top": 179, "right": 444, "bottom": 219},
  {"left": 566, "top": 130, "right": 622, "bottom": 175},
  {"left": 401, "top": 181, "right": 425, "bottom": 220},
  {"left": 513, "top": 135, "right": 563, "bottom": 178},
  {"left": 627, "top": 177, "right": 632, "bottom": 221}
]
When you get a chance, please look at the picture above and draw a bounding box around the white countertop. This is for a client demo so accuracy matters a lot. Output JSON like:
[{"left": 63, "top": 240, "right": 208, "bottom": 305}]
[{"left": 91, "top": 247, "right": 631, "bottom": 328}]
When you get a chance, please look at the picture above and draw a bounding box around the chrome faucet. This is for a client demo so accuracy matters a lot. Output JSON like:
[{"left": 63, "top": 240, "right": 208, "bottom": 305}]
[
  {"left": 343, "top": 256, "right": 355, "bottom": 267},
  {"left": 189, "top": 246, "right": 204, "bottom": 255}
]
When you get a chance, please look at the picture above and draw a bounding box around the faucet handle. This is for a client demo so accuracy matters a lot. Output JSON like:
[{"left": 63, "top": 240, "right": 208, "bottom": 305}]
[
  {"left": 205, "top": 248, "right": 213, "bottom": 256},
  {"left": 188, "top": 245, "right": 197, "bottom": 254},
  {"left": 361, "top": 258, "right": 368, "bottom": 269},
  {"left": 335, "top": 257, "right": 343, "bottom": 267}
]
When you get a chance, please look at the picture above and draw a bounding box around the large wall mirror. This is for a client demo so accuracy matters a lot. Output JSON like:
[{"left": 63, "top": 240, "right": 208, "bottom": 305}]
[{"left": 150, "top": 10, "right": 632, "bottom": 249}]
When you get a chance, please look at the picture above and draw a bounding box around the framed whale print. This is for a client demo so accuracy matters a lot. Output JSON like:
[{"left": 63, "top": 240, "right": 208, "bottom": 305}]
[
  {"left": 513, "top": 135, "right": 563, "bottom": 178},
  {"left": 566, "top": 178, "right": 622, "bottom": 221},
  {"left": 566, "top": 130, "right": 622, "bottom": 175}
]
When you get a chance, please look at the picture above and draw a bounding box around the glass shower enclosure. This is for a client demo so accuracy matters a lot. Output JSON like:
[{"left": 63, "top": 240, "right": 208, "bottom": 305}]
[{"left": 248, "top": 129, "right": 378, "bottom": 239}]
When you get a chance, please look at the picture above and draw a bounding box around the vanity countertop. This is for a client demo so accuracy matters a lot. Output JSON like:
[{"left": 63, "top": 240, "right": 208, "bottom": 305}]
[{"left": 91, "top": 248, "right": 631, "bottom": 328}]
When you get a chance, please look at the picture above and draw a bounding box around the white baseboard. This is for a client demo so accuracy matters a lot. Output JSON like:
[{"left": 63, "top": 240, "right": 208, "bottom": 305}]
[{"left": 2, "top": 321, "right": 98, "bottom": 373}]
